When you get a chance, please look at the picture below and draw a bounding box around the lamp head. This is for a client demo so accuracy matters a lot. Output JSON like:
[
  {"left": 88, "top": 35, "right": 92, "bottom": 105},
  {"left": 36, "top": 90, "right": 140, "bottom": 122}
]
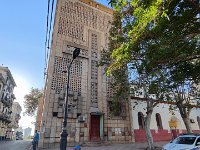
[{"left": 73, "top": 48, "right": 80, "bottom": 59}]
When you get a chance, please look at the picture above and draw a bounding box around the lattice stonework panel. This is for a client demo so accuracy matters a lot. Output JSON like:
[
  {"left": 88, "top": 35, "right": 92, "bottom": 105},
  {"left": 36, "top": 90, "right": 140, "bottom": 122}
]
[
  {"left": 91, "top": 82, "right": 98, "bottom": 103},
  {"left": 51, "top": 55, "right": 82, "bottom": 94},
  {"left": 91, "top": 34, "right": 98, "bottom": 58},
  {"left": 58, "top": 1, "right": 112, "bottom": 39},
  {"left": 90, "top": 33, "right": 98, "bottom": 107},
  {"left": 91, "top": 60, "right": 98, "bottom": 80},
  {"left": 106, "top": 77, "right": 113, "bottom": 101}
]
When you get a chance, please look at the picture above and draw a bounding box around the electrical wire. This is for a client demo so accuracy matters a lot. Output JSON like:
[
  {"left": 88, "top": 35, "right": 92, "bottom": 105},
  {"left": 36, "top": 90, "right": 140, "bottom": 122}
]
[
  {"left": 47, "top": 0, "right": 55, "bottom": 50},
  {"left": 44, "top": 0, "right": 51, "bottom": 69},
  {"left": 44, "top": 0, "right": 55, "bottom": 80}
]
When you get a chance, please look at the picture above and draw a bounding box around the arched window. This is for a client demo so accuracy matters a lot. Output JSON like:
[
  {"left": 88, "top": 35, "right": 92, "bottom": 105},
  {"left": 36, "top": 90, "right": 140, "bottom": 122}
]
[
  {"left": 156, "top": 113, "right": 163, "bottom": 129},
  {"left": 138, "top": 112, "right": 145, "bottom": 129},
  {"left": 197, "top": 116, "right": 200, "bottom": 129}
]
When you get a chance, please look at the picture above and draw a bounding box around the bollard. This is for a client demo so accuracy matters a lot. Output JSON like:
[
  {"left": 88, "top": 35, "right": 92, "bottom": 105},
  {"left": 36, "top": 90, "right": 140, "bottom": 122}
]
[{"left": 74, "top": 145, "right": 81, "bottom": 150}]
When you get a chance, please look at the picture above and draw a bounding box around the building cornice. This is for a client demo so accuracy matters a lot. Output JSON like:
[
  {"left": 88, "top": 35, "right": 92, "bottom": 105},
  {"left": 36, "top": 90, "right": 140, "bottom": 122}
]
[
  {"left": 0, "top": 66, "right": 16, "bottom": 87},
  {"left": 79, "top": 0, "right": 113, "bottom": 15}
]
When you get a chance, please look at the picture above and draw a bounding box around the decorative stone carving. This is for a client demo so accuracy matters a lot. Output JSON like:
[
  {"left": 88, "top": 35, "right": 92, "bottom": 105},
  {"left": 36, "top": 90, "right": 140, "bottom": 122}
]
[
  {"left": 58, "top": 1, "right": 112, "bottom": 40},
  {"left": 90, "top": 33, "right": 98, "bottom": 108},
  {"left": 51, "top": 55, "right": 82, "bottom": 94}
]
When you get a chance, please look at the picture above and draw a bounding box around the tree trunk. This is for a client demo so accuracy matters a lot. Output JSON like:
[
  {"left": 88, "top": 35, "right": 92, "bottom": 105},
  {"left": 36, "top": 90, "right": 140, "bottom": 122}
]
[
  {"left": 182, "top": 117, "right": 193, "bottom": 133},
  {"left": 177, "top": 102, "right": 193, "bottom": 133},
  {"left": 144, "top": 110, "right": 154, "bottom": 150}
]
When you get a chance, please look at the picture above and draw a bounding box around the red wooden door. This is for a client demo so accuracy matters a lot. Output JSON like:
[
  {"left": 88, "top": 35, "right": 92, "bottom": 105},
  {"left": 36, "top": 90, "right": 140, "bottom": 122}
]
[{"left": 90, "top": 115, "right": 100, "bottom": 141}]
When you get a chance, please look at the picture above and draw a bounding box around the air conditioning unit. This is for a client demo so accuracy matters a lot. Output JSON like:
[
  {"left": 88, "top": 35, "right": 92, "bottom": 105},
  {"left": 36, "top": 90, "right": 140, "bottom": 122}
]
[{"left": 78, "top": 115, "right": 85, "bottom": 122}]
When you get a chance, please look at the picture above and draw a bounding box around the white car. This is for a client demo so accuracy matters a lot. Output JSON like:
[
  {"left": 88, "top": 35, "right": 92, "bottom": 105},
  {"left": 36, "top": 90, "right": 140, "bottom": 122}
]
[{"left": 162, "top": 134, "right": 200, "bottom": 150}]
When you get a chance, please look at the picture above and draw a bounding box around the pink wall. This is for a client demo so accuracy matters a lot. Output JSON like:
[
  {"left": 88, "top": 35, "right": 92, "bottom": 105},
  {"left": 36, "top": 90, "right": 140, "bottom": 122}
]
[{"left": 134, "top": 129, "right": 200, "bottom": 142}]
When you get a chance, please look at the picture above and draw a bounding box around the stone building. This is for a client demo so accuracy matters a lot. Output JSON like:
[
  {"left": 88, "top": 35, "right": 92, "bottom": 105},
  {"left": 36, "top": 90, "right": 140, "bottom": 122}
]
[
  {"left": 24, "top": 127, "right": 32, "bottom": 139},
  {"left": 0, "top": 66, "right": 16, "bottom": 140},
  {"left": 9, "top": 102, "right": 22, "bottom": 129},
  {"left": 7, "top": 102, "right": 22, "bottom": 140},
  {"left": 38, "top": 0, "right": 132, "bottom": 148}
]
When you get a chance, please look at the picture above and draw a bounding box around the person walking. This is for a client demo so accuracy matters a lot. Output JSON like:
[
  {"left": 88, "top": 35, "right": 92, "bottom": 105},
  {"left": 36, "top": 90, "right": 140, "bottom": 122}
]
[{"left": 33, "top": 130, "right": 39, "bottom": 150}]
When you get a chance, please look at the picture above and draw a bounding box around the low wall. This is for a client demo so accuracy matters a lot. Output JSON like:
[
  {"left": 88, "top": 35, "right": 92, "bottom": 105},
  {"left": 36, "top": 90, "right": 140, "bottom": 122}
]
[{"left": 133, "top": 129, "right": 200, "bottom": 142}]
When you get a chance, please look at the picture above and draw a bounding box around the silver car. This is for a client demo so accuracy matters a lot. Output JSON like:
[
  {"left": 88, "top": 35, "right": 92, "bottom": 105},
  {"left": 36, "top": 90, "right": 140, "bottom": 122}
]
[{"left": 162, "top": 134, "right": 200, "bottom": 150}]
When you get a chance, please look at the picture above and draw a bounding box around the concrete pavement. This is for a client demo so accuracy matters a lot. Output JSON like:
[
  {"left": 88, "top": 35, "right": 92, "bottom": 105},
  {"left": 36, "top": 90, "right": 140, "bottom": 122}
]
[
  {"left": 0, "top": 140, "right": 32, "bottom": 150},
  {"left": 38, "top": 142, "right": 168, "bottom": 150}
]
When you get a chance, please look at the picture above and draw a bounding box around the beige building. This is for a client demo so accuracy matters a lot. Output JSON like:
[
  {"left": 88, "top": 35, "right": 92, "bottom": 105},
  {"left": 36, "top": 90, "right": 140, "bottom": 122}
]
[
  {"left": 38, "top": 0, "right": 132, "bottom": 148},
  {"left": 9, "top": 102, "right": 22, "bottom": 129},
  {"left": 0, "top": 66, "right": 16, "bottom": 141},
  {"left": 6, "top": 102, "right": 22, "bottom": 140}
]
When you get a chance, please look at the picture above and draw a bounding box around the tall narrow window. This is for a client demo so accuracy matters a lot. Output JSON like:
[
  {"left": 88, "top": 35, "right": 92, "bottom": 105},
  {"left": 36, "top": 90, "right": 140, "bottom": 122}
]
[
  {"left": 138, "top": 112, "right": 144, "bottom": 129},
  {"left": 197, "top": 116, "right": 200, "bottom": 129},
  {"left": 156, "top": 113, "right": 163, "bottom": 129}
]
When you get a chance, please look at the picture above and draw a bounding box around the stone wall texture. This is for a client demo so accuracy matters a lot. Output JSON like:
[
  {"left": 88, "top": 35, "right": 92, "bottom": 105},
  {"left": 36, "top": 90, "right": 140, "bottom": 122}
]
[{"left": 38, "top": 0, "right": 132, "bottom": 148}]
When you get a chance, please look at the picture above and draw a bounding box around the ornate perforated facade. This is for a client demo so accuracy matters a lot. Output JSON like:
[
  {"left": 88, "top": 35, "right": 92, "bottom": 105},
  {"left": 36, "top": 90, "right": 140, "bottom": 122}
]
[
  {"left": 0, "top": 66, "right": 16, "bottom": 141},
  {"left": 38, "top": 0, "right": 132, "bottom": 148}
]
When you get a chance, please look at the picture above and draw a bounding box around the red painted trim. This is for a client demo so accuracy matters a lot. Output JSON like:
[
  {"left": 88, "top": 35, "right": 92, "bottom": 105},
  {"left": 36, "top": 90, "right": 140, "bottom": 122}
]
[
  {"left": 134, "top": 129, "right": 200, "bottom": 142},
  {"left": 193, "top": 130, "right": 200, "bottom": 133}
]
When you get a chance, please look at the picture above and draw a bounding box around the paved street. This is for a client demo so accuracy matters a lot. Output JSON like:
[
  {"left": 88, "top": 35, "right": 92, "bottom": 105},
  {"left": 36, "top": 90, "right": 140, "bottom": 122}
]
[
  {"left": 0, "top": 141, "right": 167, "bottom": 150},
  {"left": 39, "top": 142, "right": 168, "bottom": 150},
  {"left": 0, "top": 140, "right": 32, "bottom": 150}
]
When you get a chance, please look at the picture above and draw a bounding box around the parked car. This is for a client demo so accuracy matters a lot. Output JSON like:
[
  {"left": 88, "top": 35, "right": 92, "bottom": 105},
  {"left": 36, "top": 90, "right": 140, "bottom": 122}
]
[
  {"left": 16, "top": 131, "right": 23, "bottom": 140},
  {"left": 162, "top": 134, "right": 200, "bottom": 150},
  {"left": 16, "top": 136, "right": 23, "bottom": 140}
]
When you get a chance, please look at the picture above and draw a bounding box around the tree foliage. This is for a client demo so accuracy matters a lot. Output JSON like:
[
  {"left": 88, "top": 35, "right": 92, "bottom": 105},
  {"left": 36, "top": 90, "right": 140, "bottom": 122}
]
[
  {"left": 100, "top": 0, "right": 200, "bottom": 148},
  {"left": 24, "top": 88, "right": 43, "bottom": 116},
  {"left": 106, "top": 0, "right": 200, "bottom": 115}
]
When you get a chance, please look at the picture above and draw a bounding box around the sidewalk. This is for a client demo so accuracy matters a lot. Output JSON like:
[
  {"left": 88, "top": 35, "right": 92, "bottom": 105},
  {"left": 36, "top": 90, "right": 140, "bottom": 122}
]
[{"left": 40, "top": 142, "right": 168, "bottom": 150}]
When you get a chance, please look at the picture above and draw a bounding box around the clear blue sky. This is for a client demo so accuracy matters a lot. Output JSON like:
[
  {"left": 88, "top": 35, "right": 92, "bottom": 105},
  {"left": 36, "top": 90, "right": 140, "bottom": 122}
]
[
  {"left": 0, "top": 0, "right": 110, "bottom": 129},
  {"left": 0, "top": 0, "right": 110, "bottom": 89},
  {"left": 0, "top": 0, "right": 47, "bottom": 89}
]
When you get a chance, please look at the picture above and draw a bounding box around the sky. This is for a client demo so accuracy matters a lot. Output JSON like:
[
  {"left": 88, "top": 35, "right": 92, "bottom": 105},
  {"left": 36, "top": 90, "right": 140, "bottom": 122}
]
[{"left": 0, "top": 0, "right": 110, "bottom": 132}]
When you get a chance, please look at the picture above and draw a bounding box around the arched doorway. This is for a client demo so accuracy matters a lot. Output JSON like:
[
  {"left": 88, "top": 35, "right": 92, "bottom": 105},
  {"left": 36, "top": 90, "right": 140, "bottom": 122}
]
[
  {"left": 138, "top": 112, "right": 145, "bottom": 129},
  {"left": 197, "top": 116, "right": 200, "bottom": 129},
  {"left": 156, "top": 113, "right": 163, "bottom": 129}
]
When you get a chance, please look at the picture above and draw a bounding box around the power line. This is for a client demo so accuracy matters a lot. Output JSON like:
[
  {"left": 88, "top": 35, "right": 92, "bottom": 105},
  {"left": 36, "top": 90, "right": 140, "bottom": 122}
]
[
  {"left": 47, "top": 0, "right": 55, "bottom": 50},
  {"left": 44, "top": 0, "right": 51, "bottom": 69},
  {"left": 44, "top": 0, "right": 55, "bottom": 80}
]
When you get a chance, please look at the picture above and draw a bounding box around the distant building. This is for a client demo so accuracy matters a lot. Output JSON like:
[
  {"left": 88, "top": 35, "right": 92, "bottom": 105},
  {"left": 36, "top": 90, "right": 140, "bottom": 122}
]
[
  {"left": 0, "top": 66, "right": 16, "bottom": 141},
  {"left": 9, "top": 102, "right": 22, "bottom": 129},
  {"left": 7, "top": 102, "right": 22, "bottom": 140},
  {"left": 23, "top": 127, "right": 32, "bottom": 139}
]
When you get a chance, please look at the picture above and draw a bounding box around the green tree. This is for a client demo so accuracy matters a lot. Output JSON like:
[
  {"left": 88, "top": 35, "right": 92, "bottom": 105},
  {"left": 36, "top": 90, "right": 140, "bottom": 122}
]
[
  {"left": 24, "top": 88, "right": 43, "bottom": 116},
  {"left": 101, "top": 0, "right": 200, "bottom": 149},
  {"left": 136, "top": 0, "right": 200, "bottom": 133}
]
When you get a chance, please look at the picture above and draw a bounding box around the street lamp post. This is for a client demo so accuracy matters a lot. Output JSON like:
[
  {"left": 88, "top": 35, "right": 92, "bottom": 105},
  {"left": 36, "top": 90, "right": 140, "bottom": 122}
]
[{"left": 60, "top": 48, "right": 80, "bottom": 150}]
